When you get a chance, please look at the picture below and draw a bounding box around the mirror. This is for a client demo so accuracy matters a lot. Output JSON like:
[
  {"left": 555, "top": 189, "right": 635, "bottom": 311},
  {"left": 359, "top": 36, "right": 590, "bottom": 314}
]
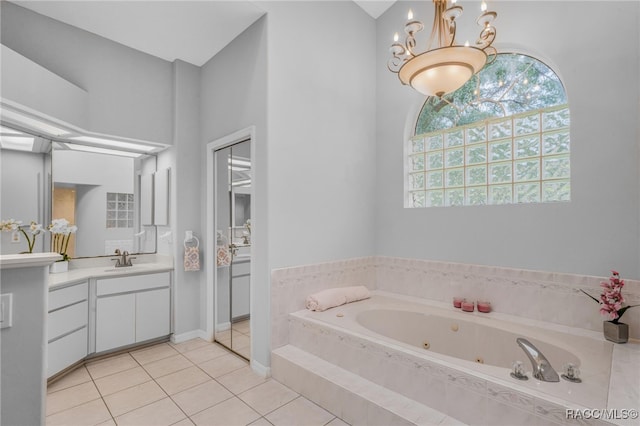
[
  {"left": 0, "top": 126, "right": 51, "bottom": 255},
  {"left": 214, "top": 139, "right": 251, "bottom": 360},
  {"left": 0, "top": 121, "right": 160, "bottom": 257},
  {"left": 52, "top": 142, "right": 157, "bottom": 258}
]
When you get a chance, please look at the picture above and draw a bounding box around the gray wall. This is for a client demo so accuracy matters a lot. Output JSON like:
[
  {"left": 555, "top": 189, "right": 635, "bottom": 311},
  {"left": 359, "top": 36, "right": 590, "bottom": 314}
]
[
  {"left": 375, "top": 1, "right": 640, "bottom": 278},
  {"left": 0, "top": 1, "right": 173, "bottom": 144},
  {"left": 168, "top": 59, "right": 202, "bottom": 335},
  {"left": 199, "top": 15, "right": 268, "bottom": 364},
  {"left": 264, "top": 1, "right": 377, "bottom": 269}
]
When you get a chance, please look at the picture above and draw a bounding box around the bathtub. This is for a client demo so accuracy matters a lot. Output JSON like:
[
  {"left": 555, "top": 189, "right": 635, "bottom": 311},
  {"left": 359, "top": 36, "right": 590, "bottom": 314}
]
[{"left": 291, "top": 291, "right": 615, "bottom": 415}]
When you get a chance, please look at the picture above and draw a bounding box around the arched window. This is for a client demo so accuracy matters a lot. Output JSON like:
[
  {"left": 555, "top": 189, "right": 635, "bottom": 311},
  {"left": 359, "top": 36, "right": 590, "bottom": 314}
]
[{"left": 407, "top": 53, "right": 569, "bottom": 208}]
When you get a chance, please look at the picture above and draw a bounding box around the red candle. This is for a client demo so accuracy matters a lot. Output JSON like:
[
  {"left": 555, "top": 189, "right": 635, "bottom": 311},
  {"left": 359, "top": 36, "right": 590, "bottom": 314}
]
[
  {"left": 461, "top": 301, "right": 475, "bottom": 312},
  {"left": 453, "top": 297, "right": 464, "bottom": 308},
  {"left": 477, "top": 301, "right": 491, "bottom": 313}
]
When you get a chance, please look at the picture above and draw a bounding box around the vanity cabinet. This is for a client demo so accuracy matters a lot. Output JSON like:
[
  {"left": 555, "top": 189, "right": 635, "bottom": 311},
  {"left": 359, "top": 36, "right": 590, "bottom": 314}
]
[
  {"left": 48, "top": 281, "right": 89, "bottom": 378},
  {"left": 95, "top": 272, "right": 170, "bottom": 353}
]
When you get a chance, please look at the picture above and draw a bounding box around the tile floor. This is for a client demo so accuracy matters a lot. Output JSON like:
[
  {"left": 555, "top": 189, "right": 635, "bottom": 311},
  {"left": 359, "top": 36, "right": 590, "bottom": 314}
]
[{"left": 46, "top": 338, "right": 348, "bottom": 426}]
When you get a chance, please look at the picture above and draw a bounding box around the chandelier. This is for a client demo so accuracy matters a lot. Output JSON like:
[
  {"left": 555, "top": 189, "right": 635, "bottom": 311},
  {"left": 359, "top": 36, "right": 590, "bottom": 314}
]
[{"left": 388, "top": 0, "right": 497, "bottom": 98}]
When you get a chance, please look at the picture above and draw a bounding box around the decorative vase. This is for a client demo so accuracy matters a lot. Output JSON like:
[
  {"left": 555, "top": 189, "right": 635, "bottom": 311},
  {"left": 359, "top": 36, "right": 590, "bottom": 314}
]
[
  {"left": 603, "top": 321, "right": 628, "bottom": 343},
  {"left": 50, "top": 260, "right": 69, "bottom": 274}
]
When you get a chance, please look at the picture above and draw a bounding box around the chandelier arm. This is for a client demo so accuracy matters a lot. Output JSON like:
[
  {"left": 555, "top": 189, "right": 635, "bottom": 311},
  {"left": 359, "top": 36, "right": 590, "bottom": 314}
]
[
  {"left": 476, "top": 24, "right": 497, "bottom": 50},
  {"left": 406, "top": 34, "right": 418, "bottom": 57},
  {"left": 447, "top": 18, "right": 457, "bottom": 47},
  {"left": 484, "top": 46, "right": 498, "bottom": 65},
  {"left": 388, "top": 43, "right": 407, "bottom": 73}
]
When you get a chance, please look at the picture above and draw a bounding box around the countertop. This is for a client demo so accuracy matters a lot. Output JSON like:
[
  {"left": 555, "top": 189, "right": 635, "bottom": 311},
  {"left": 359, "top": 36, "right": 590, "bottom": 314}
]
[
  {"left": 49, "top": 255, "right": 173, "bottom": 289},
  {"left": 0, "top": 252, "right": 62, "bottom": 269}
]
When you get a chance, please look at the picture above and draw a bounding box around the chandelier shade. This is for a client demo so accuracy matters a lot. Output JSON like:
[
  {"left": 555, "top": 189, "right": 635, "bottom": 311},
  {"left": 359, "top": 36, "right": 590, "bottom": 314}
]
[
  {"left": 388, "top": 0, "right": 498, "bottom": 97},
  {"left": 398, "top": 46, "right": 487, "bottom": 97}
]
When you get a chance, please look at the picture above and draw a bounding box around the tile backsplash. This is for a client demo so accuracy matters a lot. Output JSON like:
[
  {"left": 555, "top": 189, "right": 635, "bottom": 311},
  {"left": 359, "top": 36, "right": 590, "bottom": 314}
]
[{"left": 271, "top": 256, "right": 640, "bottom": 349}]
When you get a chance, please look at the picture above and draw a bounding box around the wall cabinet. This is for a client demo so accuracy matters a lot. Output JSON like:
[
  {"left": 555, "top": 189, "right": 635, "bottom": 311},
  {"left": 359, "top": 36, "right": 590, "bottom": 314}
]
[
  {"left": 95, "top": 272, "right": 171, "bottom": 353},
  {"left": 48, "top": 281, "right": 89, "bottom": 378}
]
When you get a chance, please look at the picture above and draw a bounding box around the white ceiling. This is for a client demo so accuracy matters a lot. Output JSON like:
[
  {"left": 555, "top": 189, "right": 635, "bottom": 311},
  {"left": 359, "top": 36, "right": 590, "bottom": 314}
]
[{"left": 12, "top": 1, "right": 397, "bottom": 67}]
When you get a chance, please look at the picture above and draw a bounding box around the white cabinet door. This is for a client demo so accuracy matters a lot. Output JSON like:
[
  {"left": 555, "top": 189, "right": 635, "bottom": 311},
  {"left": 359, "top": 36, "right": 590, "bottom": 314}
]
[
  {"left": 95, "top": 294, "right": 136, "bottom": 353},
  {"left": 135, "top": 288, "right": 170, "bottom": 343}
]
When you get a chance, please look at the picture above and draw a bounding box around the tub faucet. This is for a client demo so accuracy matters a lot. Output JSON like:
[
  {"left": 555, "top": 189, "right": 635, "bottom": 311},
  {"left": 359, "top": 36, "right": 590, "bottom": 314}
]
[{"left": 516, "top": 338, "right": 560, "bottom": 382}]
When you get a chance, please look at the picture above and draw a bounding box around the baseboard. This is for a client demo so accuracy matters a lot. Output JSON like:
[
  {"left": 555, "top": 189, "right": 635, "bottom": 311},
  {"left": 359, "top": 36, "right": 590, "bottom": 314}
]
[
  {"left": 251, "top": 358, "right": 271, "bottom": 378},
  {"left": 171, "top": 329, "right": 210, "bottom": 344},
  {"left": 215, "top": 322, "right": 231, "bottom": 333}
]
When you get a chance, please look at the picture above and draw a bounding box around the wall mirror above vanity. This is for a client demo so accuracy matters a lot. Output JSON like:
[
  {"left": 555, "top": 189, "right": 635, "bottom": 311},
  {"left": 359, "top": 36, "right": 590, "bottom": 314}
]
[
  {"left": 0, "top": 107, "right": 169, "bottom": 259},
  {"left": 52, "top": 142, "right": 158, "bottom": 258}
]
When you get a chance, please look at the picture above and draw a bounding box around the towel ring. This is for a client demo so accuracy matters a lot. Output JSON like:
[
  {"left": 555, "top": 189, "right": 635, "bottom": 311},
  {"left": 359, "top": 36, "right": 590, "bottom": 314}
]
[{"left": 184, "top": 236, "right": 199, "bottom": 249}]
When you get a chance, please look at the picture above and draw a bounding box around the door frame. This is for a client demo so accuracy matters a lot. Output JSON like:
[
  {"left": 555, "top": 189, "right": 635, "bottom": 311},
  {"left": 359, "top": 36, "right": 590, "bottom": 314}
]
[{"left": 205, "top": 126, "right": 255, "bottom": 351}]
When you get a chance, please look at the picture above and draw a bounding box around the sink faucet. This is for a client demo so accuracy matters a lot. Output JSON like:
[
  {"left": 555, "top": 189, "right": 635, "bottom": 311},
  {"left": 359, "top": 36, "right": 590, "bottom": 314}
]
[
  {"left": 112, "top": 249, "right": 135, "bottom": 267},
  {"left": 516, "top": 338, "right": 560, "bottom": 382}
]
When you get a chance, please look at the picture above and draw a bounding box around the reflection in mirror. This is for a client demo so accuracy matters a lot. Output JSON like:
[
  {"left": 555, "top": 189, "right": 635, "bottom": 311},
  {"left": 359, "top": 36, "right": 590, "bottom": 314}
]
[
  {"left": 52, "top": 142, "right": 157, "bottom": 258},
  {"left": 215, "top": 139, "right": 251, "bottom": 359},
  {"left": 0, "top": 125, "right": 51, "bottom": 255}
]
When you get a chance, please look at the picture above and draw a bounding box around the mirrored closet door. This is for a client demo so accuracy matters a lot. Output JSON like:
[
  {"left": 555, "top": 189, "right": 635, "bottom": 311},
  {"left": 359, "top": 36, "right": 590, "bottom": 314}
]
[{"left": 214, "top": 139, "right": 251, "bottom": 359}]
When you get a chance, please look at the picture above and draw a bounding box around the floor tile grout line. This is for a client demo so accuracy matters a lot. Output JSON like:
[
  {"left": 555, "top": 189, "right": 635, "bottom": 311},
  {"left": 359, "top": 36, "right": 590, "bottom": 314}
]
[
  {"left": 47, "top": 339, "right": 350, "bottom": 426},
  {"left": 169, "top": 392, "right": 237, "bottom": 420},
  {"left": 45, "top": 395, "right": 104, "bottom": 419}
]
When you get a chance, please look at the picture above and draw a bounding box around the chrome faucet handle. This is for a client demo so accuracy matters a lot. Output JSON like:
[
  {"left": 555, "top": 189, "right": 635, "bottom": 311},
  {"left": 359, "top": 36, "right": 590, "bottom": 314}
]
[
  {"left": 126, "top": 256, "right": 136, "bottom": 266},
  {"left": 516, "top": 338, "right": 559, "bottom": 382}
]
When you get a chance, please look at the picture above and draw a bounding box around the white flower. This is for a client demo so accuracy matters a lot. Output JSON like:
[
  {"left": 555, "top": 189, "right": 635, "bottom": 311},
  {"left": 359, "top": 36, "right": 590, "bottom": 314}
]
[
  {"left": 0, "top": 219, "right": 22, "bottom": 231},
  {"left": 49, "top": 218, "right": 76, "bottom": 234},
  {"left": 29, "top": 221, "right": 44, "bottom": 235}
]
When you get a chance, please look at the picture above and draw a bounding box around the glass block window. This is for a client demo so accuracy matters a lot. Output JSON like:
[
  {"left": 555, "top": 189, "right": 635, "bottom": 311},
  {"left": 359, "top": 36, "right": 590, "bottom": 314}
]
[
  {"left": 106, "top": 192, "right": 134, "bottom": 228},
  {"left": 407, "top": 53, "right": 569, "bottom": 208}
]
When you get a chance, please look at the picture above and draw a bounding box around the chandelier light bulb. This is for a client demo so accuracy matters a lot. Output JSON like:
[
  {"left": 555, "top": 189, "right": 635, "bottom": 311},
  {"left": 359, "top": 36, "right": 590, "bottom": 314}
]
[
  {"left": 408, "top": 9, "right": 414, "bottom": 20},
  {"left": 394, "top": 32, "right": 399, "bottom": 42},
  {"left": 481, "top": 1, "right": 488, "bottom": 12},
  {"left": 464, "top": 40, "right": 469, "bottom": 47}
]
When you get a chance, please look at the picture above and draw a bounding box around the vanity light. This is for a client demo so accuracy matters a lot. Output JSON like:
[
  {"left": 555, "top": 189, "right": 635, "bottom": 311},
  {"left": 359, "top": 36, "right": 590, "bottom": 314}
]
[
  {"left": 0, "top": 135, "right": 35, "bottom": 152},
  {"left": 231, "top": 179, "right": 252, "bottom": 187},
  {"left": 65, "top": 143, "right": 143, "bottom": 158},
  {"left": 69, "top": 136, "right": 158, "bottom": 152},
  {"left": 1, "top": 108, "right": 70, "bottom": 136},
  {"left": 228, "top": 156, "right": 251, "bottom": 170}
]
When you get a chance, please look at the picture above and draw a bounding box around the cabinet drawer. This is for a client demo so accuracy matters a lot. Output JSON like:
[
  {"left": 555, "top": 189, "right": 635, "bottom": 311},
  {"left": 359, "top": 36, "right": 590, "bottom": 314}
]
[
  {"left": 48, "top": 327, "right": 88, "bottom": 378},
  {"left": 49, "top": 282, "right": 88, "bottom": 311},
  {"left": 97, "top": 272, "right": 170, "bottom": 296},
  {"left": 48, "top": 301, "right": 88, "bottom": 342}
]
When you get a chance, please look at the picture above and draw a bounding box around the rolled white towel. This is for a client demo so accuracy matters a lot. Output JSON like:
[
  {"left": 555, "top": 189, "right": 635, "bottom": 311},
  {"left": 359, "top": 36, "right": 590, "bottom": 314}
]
[{"left": 305, "top": 286, "right": 371, "bottom": 312}]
